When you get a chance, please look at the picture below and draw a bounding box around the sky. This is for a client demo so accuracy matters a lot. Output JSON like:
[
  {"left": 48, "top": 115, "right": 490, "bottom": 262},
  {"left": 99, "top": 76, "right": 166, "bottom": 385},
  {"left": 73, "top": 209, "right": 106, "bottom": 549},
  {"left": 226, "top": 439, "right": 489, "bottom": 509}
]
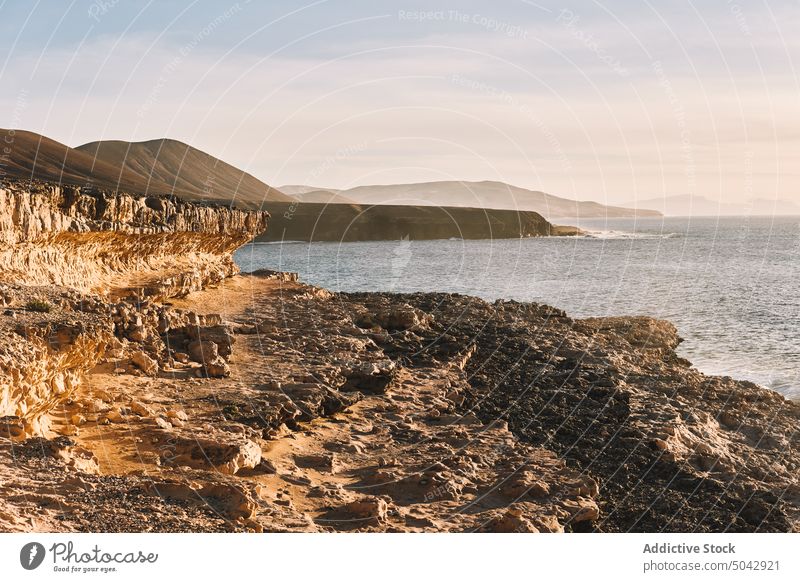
[{"left": 0, "top": 0, "right": 798, "bottom": 207}]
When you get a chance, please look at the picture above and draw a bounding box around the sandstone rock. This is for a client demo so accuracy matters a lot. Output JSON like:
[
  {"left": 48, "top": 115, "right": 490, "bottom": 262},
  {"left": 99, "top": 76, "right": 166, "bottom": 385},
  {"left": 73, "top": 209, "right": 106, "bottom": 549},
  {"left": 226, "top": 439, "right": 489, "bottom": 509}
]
[
  {"left": 131, "top": 351, "right": 158, "bottom": 376},
  {"left": 296, "top": 453, "right": 340, "bottom": 473},
  {"left": 486, "top": 507, "right": 539, "bottom": 533},
  {"left": 501, "top": 471, "right": 551, "bottom": 498},
  {"left": 532, "top": 514, "right": 564, "bottom": 533},
  {"left": 18, "top": 436, "right": 100, "bottom": 475},
  {"left": 204, "top": 356, "right": 231, "bottom": 378},
  {"left": 155, "top": 417, "right": 172, "bottom": 430},
  {"left": 147, "top": 479, "right": 258, "bottom": 520},
  {"left": 561, "top": 499, "right": 600, "bottom": 523},
  {"left": 127, "top": 326, "right": 148, "bottom": 343},
  {"left": 166, "top": 409, "right": 188, "bottom": 421},
  {"left": 188, "top": 340, "right": 219, "bottom": 364},
  {"left": 187, "top": 325, "right": 234, "bottom": 358},
  {"left": 104, "top": 409, "right": 125, "bottom": 423},
  {"left": 93, "top": 389, "right": 114, "bottom": 403},
  {"left": 161, "top": 437, "right": 262, "bottom": 475},
  {"left": 70, "top": 414, "right": 87, "bottom": 426},
  {"left": 0, "top": 181, "right": 268, "bottom": 298},
  {"left": 339, "top": 359, "right": 397, "bottom": 393},
  {"left": 340, "top": 497, "right": 389, "bottom": 526},
  {"left": 88, "top": 398, "right": 110, "bottom": 413},
  {"left": 357, "top": 304, "right": 431, "bottom": 331},
  {"left": 130, "top": 401, "right": 154, "bottom": 417},
  {"left": 59, "top": 425, "right": 79, "bottom": 436}
]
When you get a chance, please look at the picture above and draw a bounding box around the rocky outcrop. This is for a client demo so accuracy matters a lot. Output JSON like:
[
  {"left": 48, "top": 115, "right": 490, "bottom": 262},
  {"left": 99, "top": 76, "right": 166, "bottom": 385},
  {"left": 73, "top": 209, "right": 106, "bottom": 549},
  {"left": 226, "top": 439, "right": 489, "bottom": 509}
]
[
  {"left": 0, "top": 178, "right": 267, "bottom": 441},
  {"left": 0, "top": 285, "right": 115, "bottom": 438},
  {"left": 1, "top": 274, "right": 798, "bottom": 532},
  {"left": 0, "top": 178, "right": 268, "bottom": 298},
  {"left": 353, "top": 293, "right": 800, "bottom": 532}
]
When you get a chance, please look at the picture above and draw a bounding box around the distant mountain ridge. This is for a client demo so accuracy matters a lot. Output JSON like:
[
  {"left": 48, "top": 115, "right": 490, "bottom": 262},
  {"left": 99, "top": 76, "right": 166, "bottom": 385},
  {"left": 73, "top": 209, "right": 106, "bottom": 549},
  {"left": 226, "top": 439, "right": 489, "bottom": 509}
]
[
  {"left": 281, "top": 180, "right": 660, "bottom": 219},
  {"left": 621, "top": 194, "right": 800, "bottom": 216},
  {"left": 278, "top": 185, "right": 357, "bottom": 204}
]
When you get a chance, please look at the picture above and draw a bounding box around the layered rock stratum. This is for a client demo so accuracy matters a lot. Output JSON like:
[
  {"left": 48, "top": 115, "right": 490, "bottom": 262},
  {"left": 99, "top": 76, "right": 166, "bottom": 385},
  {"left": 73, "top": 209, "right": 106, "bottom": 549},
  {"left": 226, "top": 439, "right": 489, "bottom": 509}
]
[
  {"left": 0, "top": 176, "right": 797, "bottom": 533},
  {"left": 0, "top": 179, "right": 267, "bottom": 297}
]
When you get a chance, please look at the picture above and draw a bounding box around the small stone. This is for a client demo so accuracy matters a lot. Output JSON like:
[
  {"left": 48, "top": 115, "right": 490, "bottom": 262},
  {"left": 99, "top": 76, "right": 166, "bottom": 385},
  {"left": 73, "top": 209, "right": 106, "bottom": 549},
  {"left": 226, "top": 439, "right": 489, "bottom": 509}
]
[
  {"left": 70, "top": 413, "right": 87, "bottom": 426},
  {"left": 204, "top": 356, "right": 231, "bottom": 378},
  {"left": 130, "top": 401, "right": 154, "bottom": 417},
  {"left": 167, "top": 409, "right": 189, "bottom": 421},
  {"left": 105, "top": 409, "right": 125, "bottom": 423},
  {"left": 93, "top": 389, "right": 114, "bottom": 403},
  {"left": 188, "top": 339, "right": 219, "bottom": 364},
  {"left": 155, "top": 417, "right": 172, "bottom": 430}
]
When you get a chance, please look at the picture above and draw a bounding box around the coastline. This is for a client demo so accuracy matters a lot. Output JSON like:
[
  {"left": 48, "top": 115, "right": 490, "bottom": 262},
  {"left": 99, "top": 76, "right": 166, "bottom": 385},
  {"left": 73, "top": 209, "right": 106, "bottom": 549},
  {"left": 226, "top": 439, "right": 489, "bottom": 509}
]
[
  {"left": 0, "top": 181, "right": 798, "bottom": 533},
  {"left": 1, "top": 271, "right": 798, "bottom": 532}
]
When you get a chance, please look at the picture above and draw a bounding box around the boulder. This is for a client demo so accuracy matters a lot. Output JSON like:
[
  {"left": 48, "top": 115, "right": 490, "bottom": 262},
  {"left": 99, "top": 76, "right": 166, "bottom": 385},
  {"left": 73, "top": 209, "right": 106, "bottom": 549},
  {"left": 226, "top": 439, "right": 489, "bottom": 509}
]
[
  {"left": 187, "top": 325, "right": 234, "bottom": 358},
  {"left": 204, "top": 356, "right": 231, "bottom": 378},
  {"left": 339, "top": 359, "right": 397, "bottom": 393},
  {"left": 161, "top": 437, "right": 262, "bottom": 475},
  {"left": 187, "top": 340, "right": 219, "bottom": 364},
  {"left": 130, "top": 350, "right": 158, "bottom": 376}
]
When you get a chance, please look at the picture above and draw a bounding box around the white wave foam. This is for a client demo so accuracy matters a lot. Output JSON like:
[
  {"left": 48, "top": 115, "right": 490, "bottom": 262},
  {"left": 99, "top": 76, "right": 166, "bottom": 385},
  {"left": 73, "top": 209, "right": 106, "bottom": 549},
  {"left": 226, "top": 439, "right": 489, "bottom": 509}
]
[{"left": 582, "top": 230, "right": 682, "bottom": 240}]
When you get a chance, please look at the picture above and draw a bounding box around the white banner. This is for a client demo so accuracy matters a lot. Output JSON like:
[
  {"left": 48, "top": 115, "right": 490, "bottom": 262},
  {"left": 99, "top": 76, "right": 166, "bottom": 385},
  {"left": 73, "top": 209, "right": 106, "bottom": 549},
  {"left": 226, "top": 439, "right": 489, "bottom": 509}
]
[{"left": 1, "top": 533, "right": 797, "bottom": 581}]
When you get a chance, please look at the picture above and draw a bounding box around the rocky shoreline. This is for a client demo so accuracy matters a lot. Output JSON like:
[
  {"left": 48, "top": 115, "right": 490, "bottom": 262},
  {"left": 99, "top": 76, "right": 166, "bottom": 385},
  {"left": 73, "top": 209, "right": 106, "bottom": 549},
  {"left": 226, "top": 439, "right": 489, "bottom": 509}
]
[{"left": 0, "top": 179, "right": 797, "bottom": 533}]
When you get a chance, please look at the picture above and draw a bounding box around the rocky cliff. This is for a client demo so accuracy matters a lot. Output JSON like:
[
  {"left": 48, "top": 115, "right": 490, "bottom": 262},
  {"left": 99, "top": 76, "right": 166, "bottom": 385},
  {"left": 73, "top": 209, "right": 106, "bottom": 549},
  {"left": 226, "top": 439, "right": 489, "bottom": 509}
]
[
  {"left": 0, "top": 179, "right": 268, "bottom": 299},
  {"left": 0, "top": 177, "right": 267, "bottom": 440}
]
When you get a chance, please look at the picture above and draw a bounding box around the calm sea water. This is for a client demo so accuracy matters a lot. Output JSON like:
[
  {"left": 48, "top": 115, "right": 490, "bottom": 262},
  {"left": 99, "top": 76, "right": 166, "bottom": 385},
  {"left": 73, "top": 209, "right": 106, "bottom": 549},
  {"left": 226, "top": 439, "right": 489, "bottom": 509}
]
[{"left": 235, "top": 216, "right": 800, "bottom": 400}]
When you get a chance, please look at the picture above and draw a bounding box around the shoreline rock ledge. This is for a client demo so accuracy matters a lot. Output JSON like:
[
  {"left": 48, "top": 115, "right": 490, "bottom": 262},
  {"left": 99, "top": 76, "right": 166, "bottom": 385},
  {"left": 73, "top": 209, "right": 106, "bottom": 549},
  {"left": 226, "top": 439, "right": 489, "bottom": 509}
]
[
  {"left": 0, "top": 177, "right": 267, "bottom": 439},
  {"left": 0, "top": 178, "right": 269, "bottom": 299}
]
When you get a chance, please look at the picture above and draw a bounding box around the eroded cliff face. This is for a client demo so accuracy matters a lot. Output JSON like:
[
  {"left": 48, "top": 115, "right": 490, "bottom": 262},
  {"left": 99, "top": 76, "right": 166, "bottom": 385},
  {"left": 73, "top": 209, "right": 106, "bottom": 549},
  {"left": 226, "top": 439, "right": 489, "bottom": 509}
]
[
  {"left": 0, "top": 285, "right": 116, "bottom": 437},
  {"left": 0, "top": 179, "right": 268, "bottom": 298},
  {"left": 0, "top": 179, "right": 267, "bottom": 439}
]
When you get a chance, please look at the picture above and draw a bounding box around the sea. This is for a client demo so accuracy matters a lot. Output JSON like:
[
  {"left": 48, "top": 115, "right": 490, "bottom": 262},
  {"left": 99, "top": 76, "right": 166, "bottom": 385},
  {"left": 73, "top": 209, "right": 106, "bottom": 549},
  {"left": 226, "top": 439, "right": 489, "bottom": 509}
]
[{"left": 235, "top": 216, "right": 800, "bottom": 400}]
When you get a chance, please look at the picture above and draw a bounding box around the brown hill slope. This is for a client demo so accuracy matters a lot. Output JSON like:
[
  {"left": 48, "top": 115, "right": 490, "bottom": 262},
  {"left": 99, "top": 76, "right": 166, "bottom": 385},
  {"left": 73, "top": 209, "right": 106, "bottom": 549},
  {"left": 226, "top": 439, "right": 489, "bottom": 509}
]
[
  {"left": 0, "top": 129, "right": 178, "bottom": 195},
  {"left": 77, "top": 138, "right": 291, "bottom": 208}
]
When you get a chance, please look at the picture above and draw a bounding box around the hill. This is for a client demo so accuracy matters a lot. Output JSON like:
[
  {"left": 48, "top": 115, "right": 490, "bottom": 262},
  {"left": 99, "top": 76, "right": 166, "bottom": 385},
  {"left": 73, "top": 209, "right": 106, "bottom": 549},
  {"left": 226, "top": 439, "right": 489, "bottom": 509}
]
[
  {"left": 77, "top": 138, "right": 291, "bottom": 208},
  {"left": 0, "top": 129, "right": 290, "bottom": 208},
  {"left": 258, "top": 202, "right": 580, "bottom": 242},
  {"left": 0, "top": 129, "right": 178, "bottom": 195},
  {"left": 283, "top": 180, "right": 660, "bottom": 219}
]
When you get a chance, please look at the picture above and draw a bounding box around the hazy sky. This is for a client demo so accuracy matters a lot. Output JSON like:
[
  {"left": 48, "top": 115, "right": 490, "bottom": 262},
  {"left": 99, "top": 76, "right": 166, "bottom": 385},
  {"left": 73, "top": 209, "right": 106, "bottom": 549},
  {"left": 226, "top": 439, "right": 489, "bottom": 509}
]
[{"left": 1, "top": 0, "right": 798, "bottom": 206}]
